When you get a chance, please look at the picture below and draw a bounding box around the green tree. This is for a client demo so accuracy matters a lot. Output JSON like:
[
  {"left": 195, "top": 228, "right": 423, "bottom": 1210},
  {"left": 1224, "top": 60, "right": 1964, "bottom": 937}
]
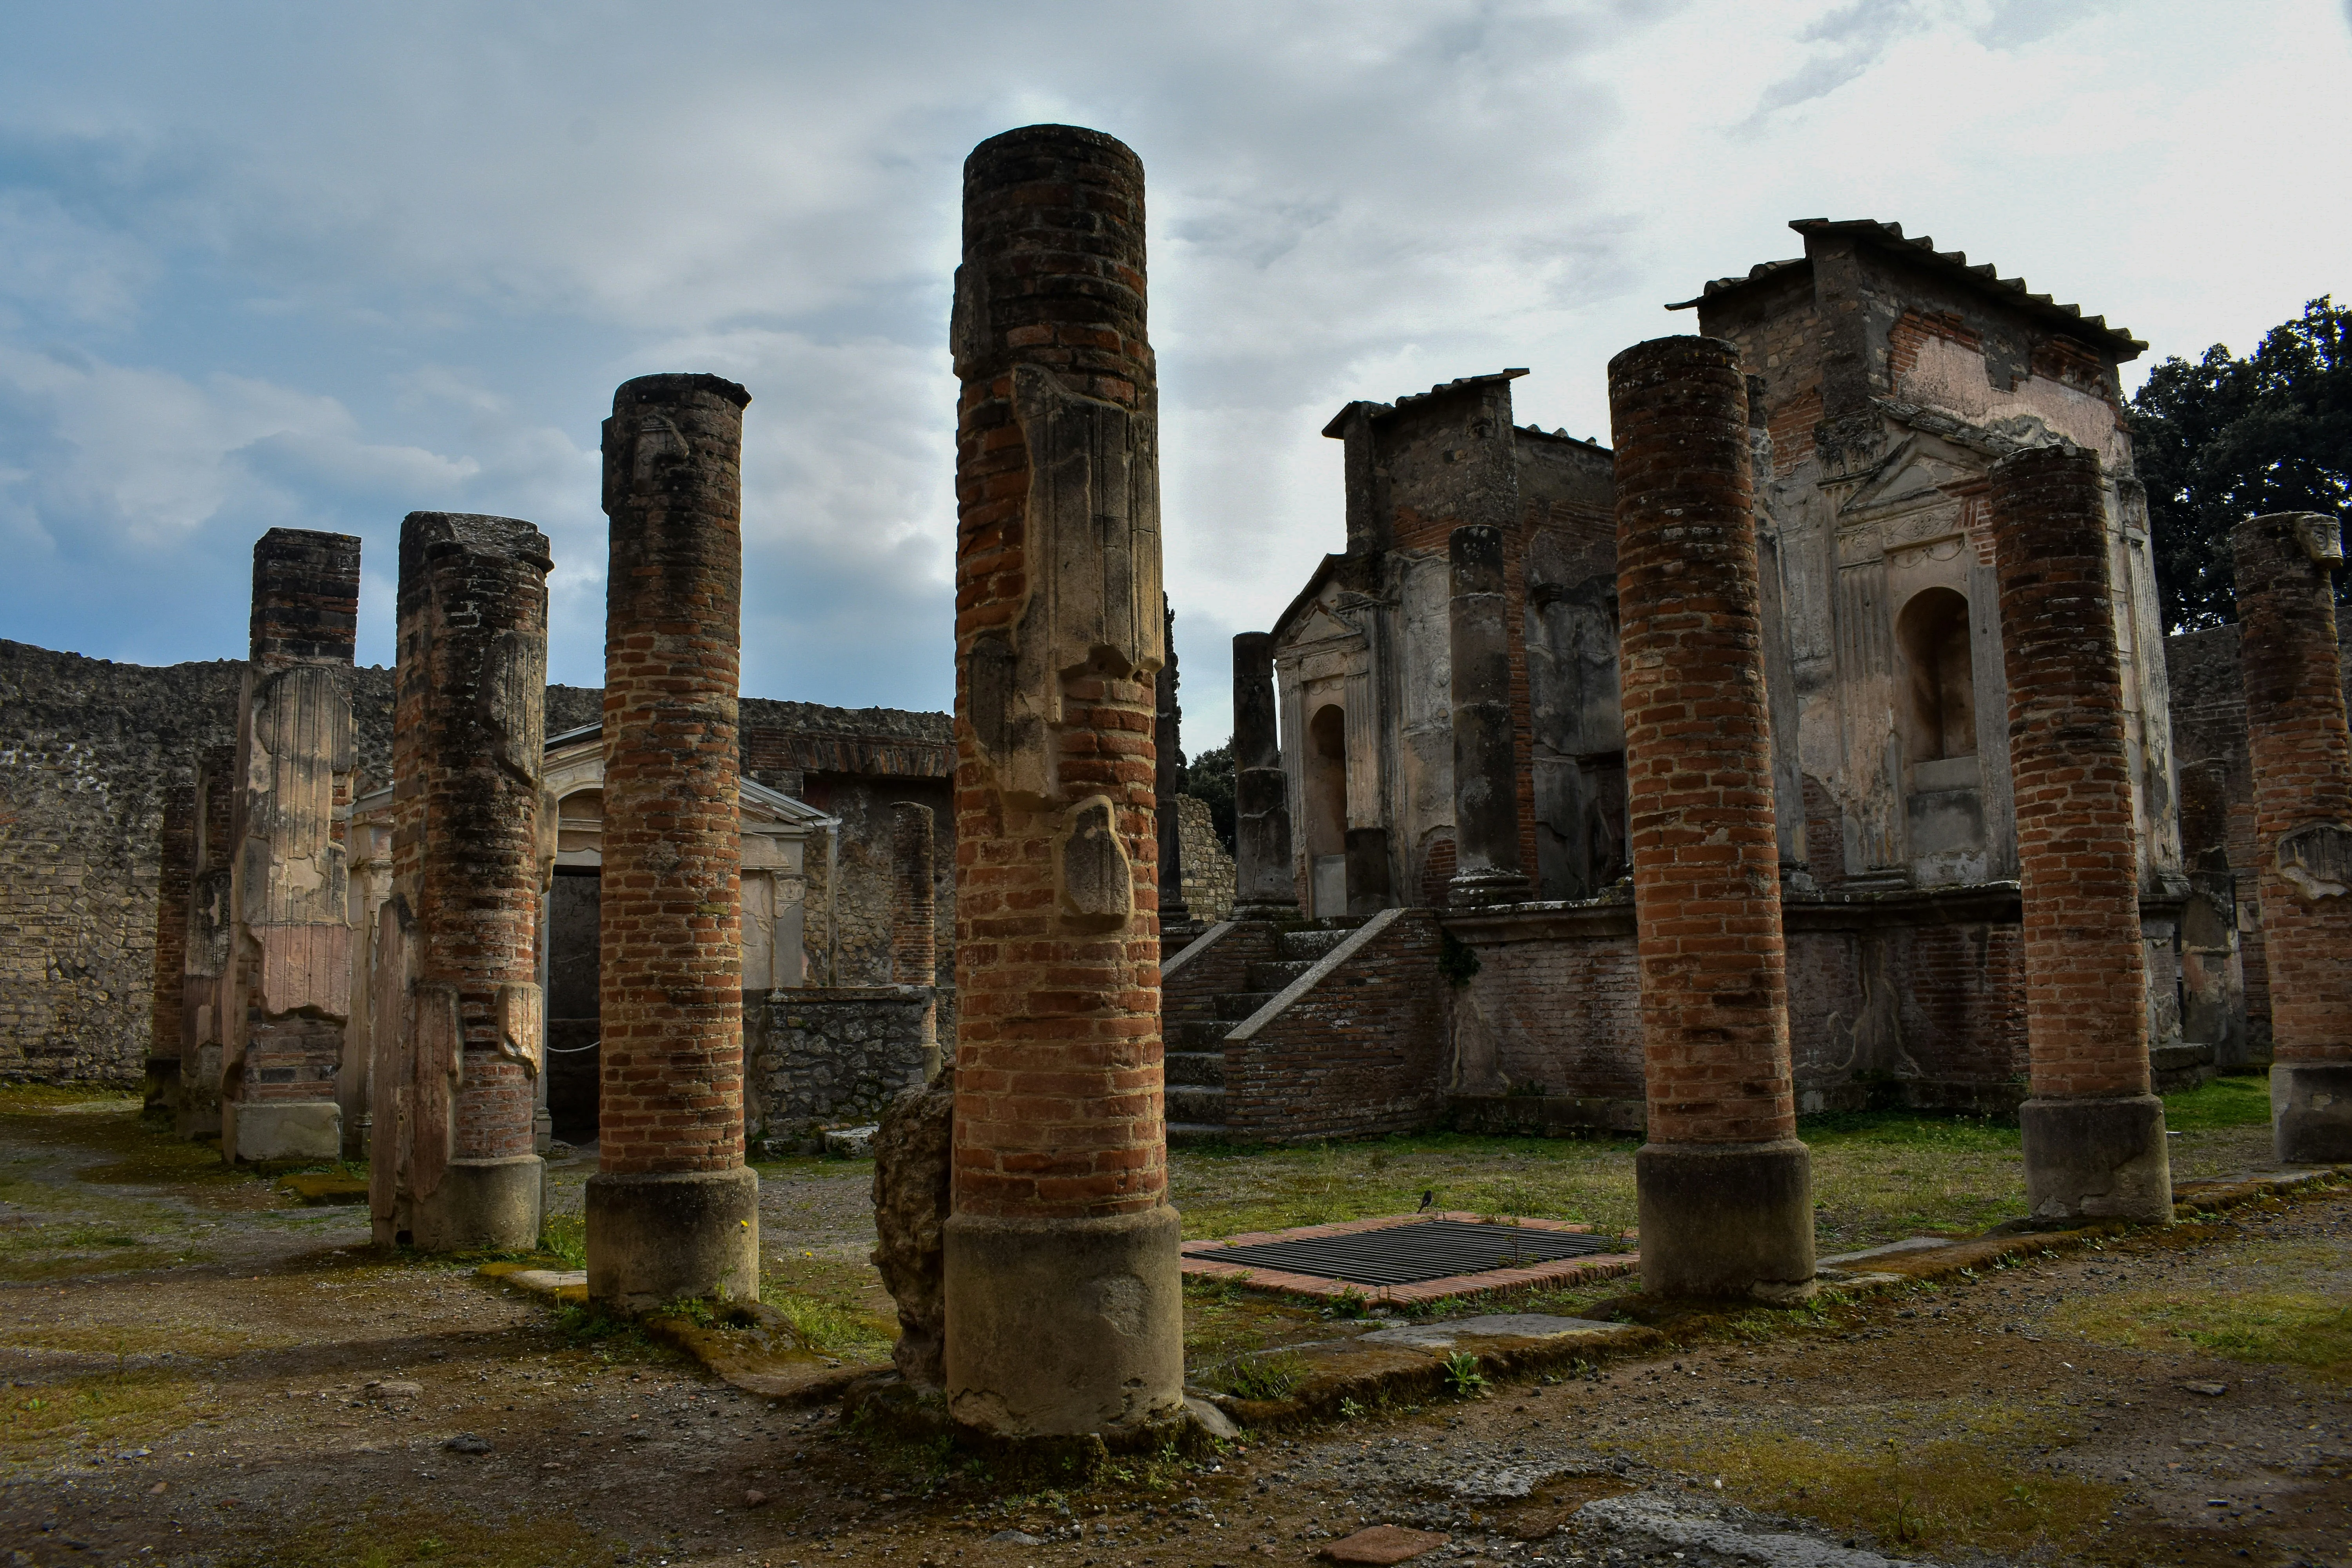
[
  {"left": 2130, "top": 296, "right": 2351, "bottom": 630},
  {"left": 1185, "top": 742, "right": 1235, "bottom": 853}
]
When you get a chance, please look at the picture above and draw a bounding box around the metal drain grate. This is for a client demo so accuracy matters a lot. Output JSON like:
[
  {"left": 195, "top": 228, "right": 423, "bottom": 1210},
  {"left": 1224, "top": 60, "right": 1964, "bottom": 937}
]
[{"left": 1203, "top": 1219, "right": 1616, "bottom": 1287}]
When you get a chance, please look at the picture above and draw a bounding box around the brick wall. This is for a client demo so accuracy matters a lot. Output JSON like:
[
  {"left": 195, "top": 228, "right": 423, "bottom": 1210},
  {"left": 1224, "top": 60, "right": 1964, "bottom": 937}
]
[{"left": 1223, "top": 909, "right": 1449, "bottom": 1142}]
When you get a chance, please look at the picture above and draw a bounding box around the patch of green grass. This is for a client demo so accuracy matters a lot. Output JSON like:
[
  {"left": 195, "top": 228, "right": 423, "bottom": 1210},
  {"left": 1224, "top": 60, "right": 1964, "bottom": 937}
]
[
  {"left": 217, "top": 1502, "right": 613, "bottom": 1568},
  {"left": 1626, "top": 1410, "right": 2118, "bottom": 1561},
  {"left": 2161, "top": 1072, "right": 2273, "bottom": 1130},
  {"left": 1223, "top": 1350, "right": 1307, "bottom": 1401},
  {"left": 2, "top": 1368, "right": 205, "bottom": 1459},
  {"left": 764, "top": 1289, "right": 895, "bottom": 1360},
  {"left": 537, "top": 1210, "right": 586, "bottom": 1269},
  {"left": 2055, "top": 1287, "right": 2352, "bottom": 1376},
  {"left": 0, "top": 1084, "right": 138, "bottom": 1114}
]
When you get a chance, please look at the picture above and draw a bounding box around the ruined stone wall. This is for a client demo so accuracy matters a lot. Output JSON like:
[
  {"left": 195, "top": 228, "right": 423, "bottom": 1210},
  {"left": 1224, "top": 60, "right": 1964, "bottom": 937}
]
[
  {"left": 748, "top": 987, "right": 934, "bottom": 1149},
  {"left": 792, "top": 775, "right": 953, "bottom": 988},
  {"left": 1174, "top": 796, "right": 1234, "bottom": 923},
  {"left": 0, "top": 644, "right": 964, "bottom": 1087},
  {"left": 0, "top": 640, "right": 394, "bottom": 1085}
]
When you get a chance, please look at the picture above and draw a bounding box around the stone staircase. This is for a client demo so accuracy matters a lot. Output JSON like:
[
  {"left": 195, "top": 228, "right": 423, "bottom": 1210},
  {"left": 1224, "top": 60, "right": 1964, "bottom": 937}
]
[{"left": 1165, "top": 922, "right": 1359, "bottom": 1145}]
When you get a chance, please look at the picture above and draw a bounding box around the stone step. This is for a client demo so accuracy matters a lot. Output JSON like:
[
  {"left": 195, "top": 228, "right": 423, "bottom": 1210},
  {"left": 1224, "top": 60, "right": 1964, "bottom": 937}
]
[
  {"left": 1245, "top": 958, "right": 1314, "bottom": 991},
  {"left": 1164, "top": 1049, "right": 1226, "bottom": 1087},
  {"left": 1166, "top": 1121, "right": 1230, "bottom": 1149},
  {"left": 1215, "top": 991, "right": 1278, "bottom": 1019},
  {"left": 1169, "top": 1018, "right": 1236, "bottom": 1052},
  {"left": 1278, "top": 927, "right": 1352, "bottom": 961},
  {"left": 1167, "top": 1083, "right": 1226, "bottom": 1123}
]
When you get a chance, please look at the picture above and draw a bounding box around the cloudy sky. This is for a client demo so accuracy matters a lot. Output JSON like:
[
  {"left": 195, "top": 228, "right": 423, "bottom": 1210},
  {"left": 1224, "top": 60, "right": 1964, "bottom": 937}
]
[{"left": 2, "top": 1, "right": 2346, "bottom": 748}]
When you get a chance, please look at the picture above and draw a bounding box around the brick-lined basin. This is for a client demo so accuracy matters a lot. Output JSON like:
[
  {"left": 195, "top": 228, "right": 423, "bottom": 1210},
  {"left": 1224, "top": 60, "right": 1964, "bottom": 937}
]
[{"left": 1181, "top": 1210, "right": 1639, "bottom": 1305}]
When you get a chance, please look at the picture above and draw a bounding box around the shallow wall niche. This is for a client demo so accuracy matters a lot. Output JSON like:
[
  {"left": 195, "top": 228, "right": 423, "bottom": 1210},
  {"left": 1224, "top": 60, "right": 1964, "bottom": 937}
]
[
  {"left": 1898, "top": 586, "right": 1977, "bottom": 762},
  {"left": 1304, "top": 703, "right": 1348, "bottom": 916},
  {"left": 1897, "top": 584, "right": 1987, "bottom": 884}
]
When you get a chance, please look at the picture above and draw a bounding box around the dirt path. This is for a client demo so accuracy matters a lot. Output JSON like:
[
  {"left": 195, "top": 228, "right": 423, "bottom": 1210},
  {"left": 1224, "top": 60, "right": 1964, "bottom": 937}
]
[{"left": 3, "top": 1098, "right": 2345, "bottom": 1567}]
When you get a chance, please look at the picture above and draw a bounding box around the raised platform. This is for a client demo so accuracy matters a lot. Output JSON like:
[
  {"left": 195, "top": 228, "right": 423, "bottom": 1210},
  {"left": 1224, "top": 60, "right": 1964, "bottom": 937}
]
[{"left": 1181, "top": 1210, "right": 1637, "bottom": 1305}]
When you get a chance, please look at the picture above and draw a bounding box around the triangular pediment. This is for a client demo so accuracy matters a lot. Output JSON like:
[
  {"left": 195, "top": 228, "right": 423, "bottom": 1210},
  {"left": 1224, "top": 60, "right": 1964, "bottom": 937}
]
[{"left": 1286, "top": 600, "right": 1364, "bottom": 649}]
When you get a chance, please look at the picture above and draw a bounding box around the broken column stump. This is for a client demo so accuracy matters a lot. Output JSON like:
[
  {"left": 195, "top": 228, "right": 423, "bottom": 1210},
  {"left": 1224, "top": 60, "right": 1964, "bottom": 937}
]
[
  {"left": 943, "top": 123, "right": 1186, "bottom": 1443},
  {"left": 178, "top": 743, "right": 237, "bottom": 1140},
  {"left": 1448, "top": 523, "right": 1532, "bottom": 908},
  {"left": 1987, "top": 443, "right": 2171, "bottom": 1224},
  {"left": 1232, "top": 630, "right": 1299, "bottom": 919},
  {"left": 891, "top": 800, "right": 942, "bottom": 1083},
  {"left": 222, "top": 528, "right": 361, "bottom": 1165},
  {"left": 374, "top": 511, "right": 553, "bottom": 1252},
  {"left": 2234, "top": 510, "right": 2352, "bottom": 1163},
  {"left": 586, "top": 373, "right": 762, "bottom": 1309},
  {"left": 871, "top": 1079, "right": 954, "bottom": 1388},
  {"left": 1607, "top": 335, "right": 1813, "bottom": 1299}
]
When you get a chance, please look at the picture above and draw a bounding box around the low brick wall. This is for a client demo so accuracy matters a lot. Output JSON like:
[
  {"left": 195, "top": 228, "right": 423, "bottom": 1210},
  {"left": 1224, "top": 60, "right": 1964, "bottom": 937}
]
[
  {"left": 1161, "top": 920, "right": 1278, "bottom": 1026},
  {"left": 1445, "top": 900, "right": 1643, "bottom": 1103},
  {"left": 1225, "top": 909, "right": 1448, "bottom": 1142},
  {"left": 750, "top": 986, "right": 934, "bottom": 1150}
]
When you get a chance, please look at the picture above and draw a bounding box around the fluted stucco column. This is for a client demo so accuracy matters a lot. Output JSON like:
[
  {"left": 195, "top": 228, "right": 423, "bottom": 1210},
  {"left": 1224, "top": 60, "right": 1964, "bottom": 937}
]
[{"left": 1448, "top": 523, "right": 1530, "bottom": 907}]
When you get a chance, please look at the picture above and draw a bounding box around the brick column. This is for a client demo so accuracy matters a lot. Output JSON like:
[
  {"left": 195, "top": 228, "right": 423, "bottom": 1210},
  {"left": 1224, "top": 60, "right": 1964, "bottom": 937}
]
[
  {"left": 1232, "top": 631, "right": 1298, "bottom": 918},
  {"left": 586, "top": 373, "right": 762, "bottom": 1309},
  {"left": 146, "top": 776, "right": 198, "bottom": 1114},
  {"left": 1608, "top": 336, "right": 1813, "bottom": 1298},
  {"left": 1987, "top": 443, "right": 2171, "bottom": 1223},
  {"left": 1155, "top": 599, "right": 1192, "bottom": 929},
  {"left": 178, "top": 744, "right": 237, "bottom": 1139},
  {"left": 374, "top": 512, "right": 552, "bottom": 1251},
  {"left": 1450, "top": 524, "right": 1531, "bottom": 907},
  {"left": 891, "top": 800, "right": 942, "bottom": 1082},
  {"left": 944, "top": 123, "right": 1185, "bottom": 1443},
  {"left": 2233, "top": 510, "right": 2352, "bottom": 1161},
  {"left": 222, "top": 528, "right": 360, "bottom": 1164}
]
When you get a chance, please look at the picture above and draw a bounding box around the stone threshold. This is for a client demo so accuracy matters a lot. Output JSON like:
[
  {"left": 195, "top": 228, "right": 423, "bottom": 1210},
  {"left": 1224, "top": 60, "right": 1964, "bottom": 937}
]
[
  {"left": 477, "top": 1261, "right": 885, "bottom": 1404},
  {"left": 1180, "top": 1210, "right": 1641, "bottom": 1304}
]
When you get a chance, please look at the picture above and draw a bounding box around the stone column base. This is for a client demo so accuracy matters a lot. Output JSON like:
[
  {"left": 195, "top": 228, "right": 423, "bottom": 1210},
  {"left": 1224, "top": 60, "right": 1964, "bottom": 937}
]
[
  {"left": 1447, "top": 870, "right": 1532, "bottom": 909},
  {"left": 2272, "top": 1062, "right": 2352, "bottom": 1163},
  {"left": 587, "top": 1166, "right": 762, "bottom": 1310},
  {"left": 2022, "top": 1094, "right": 2173, "bottom": 1225},
  {"left": 1635, "top": 1138, "right": 1815, "bottom": 1299},
  {"left": 944, "top": 1204, "right": 1185, "bottom": 1443},
  {"left": 1229, "top": 904, "right": 1299, "bottom": 923},
  {"left": 230, "top": 1102, "right": 341, "bottom": 1163},
  {"left": 413, "top": 1155, "right": 544, "bottom": 1252}
]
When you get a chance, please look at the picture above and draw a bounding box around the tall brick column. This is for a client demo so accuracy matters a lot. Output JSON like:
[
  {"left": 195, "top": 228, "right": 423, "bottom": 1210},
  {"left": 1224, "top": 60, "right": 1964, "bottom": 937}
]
[
  {"left": 1232, "top": 632, "right": 1298, "bottom": 918},
  {"left": 1449, "top": 524, "right": 1531, "bottom": 907},
  {"left": 944, "top": 123, "right": 1185, "bottom": 1443},
  {"left": 1155, "top": 599, "right": 1192, "bottom": 928},
  {"left": 373, "top": 512, "right": 552, "bottom": 1251},
  {"left": 1987, "top": 443, "right": 2171, "bottom": 1223},
  {"left": 586, "top": 373, "right": 762, "bottom": 1308},
  {"left": 891, "top": 800, "right": 942, "bottom": 1082},
  {"left": 178, "top": 744, "right": 237, "bottom": 1139},
  {"left": 146, "top": 777, "right": 198, "bottom": 1114},
  {"left": 222, "top": 528, "right": 360, "bottom": 1164},
  {"left": 1608, "top": 336, "right": 1813, "bottom": 1298},
  {"left": 2233, "top": 511, "right": 2352, "bottom": 1161}
]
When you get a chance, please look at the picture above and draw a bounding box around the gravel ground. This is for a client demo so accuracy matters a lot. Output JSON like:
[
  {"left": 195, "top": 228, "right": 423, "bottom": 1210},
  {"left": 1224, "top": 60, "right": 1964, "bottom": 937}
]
[{"left": 1, "top": 1096, "right": 2345, "bottom": 1568}]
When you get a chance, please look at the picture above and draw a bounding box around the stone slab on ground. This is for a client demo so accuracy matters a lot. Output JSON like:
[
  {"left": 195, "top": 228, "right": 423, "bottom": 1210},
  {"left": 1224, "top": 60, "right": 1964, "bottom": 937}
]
[
  {"left": 1575, "top": 1490, "right": 1935, "bottom": 1568},
  {"left": 1814, "top": 1236, "right": 1956, "bottom": 1268},
  {"left": 1356, "top": 1313, "right": 1619, "bottom": 1351},
  {"left": 1181, "top": 1210, "right": 1639, "bottom": 1305},
  {"left": 1321, "top": 1523, "right": 1449, "bottom": 1563}
]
